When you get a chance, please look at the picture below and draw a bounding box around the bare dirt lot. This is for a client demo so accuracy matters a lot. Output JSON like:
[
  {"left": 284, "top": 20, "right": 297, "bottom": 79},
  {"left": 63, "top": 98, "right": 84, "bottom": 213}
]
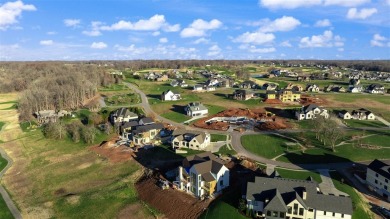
[
  {"left": 193, "top": 108, "right": 289, "bottom": 131},
  {"left": 90, "top": 138, "right": 134, "bottom": 163},
  {"left": 136, "top": 176, "right": 211, "bottom": 219}
]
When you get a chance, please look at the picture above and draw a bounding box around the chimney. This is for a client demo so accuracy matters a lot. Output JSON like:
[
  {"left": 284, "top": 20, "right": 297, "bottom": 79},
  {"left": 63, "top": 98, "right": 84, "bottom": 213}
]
[{"left": 302, "top": 188, "right": 307, "bottom": 200}]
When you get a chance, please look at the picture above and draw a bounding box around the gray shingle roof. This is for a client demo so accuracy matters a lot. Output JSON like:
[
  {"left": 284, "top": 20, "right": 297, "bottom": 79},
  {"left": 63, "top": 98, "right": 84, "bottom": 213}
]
[{"left": 246, "top": 177, "right": 353, "bottom": 215}]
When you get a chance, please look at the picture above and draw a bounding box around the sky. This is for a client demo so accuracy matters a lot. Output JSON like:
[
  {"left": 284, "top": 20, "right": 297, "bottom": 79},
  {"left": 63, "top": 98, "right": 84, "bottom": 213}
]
[{"left": 0, "top": 0, "right": 389, "bottom": 61}]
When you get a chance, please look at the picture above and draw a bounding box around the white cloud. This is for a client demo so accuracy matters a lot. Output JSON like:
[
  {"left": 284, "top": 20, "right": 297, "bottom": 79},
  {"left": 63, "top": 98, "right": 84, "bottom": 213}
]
[
  {"left": 207, "top": 45, "right": 221, "bottom": 56},
  {"left": 259, "top": 16, "right": 301, "bottom": 32},
  {"left": 233, "top": 32, "right": 275, "bottom": 45},
  {"left": 47, "top": 31, "right": 57, "bottom": 35},
  {"left": 64, "top": 19, "right": 81, "bottom": 27},
  {"left": 259, "top": 0, "right": 322, "bottom": 9},
  {"left": 299, "top": 30, "right": 344, "bottom": 48},
  {"left": 82, "top": 21, "right": 102, "bottom": 36},
  {"left": 180, "top": 19, "right": 222, "bottom": 38},
  {"left": 280, "top": 41, "right": 292, "bottom": 47},
  {"left": 82, "top": 30, "right": 101, "bottom": 36},
  {"left": 347, "top": 8, "right": 377, "bottom": 19},
  {"left": 91, "top": 42, "right": 107, "bottom": 49},
  {"left": 0, "top": 0, "right": 36, "bottom": 30},
  {"left": 40, "top": 40, "right": 53, "bottom": 46},
  {"left": 315, "top": 19, "right": 332, "bottom": 27},
  {"left": 259, "top": 0, "right": 370, "bottom": 9},
  {"left": 370, "top": 34, "right": 389, "bottom": 47},
  {"left": 159, "top": 37, "right": 168, "bottom": 43},
  {"left": 152, "top": 31, "right": 160, "bottom": 36},
  {"left": 324, "top": 0, "right": 370, "bottom": 7},
  {"left": 192, "top": 37, "right": 210, "bottom": 44},
  {"left": 338, "top": 48, "right": 344, "bottom": 51},
  {"left": 249, "top": 46, "right": 276, "bottom": 53},
  {"left": 387, "top": 0, "right": 390, "bottom": 5},
  {"left": 100, "top": 14, "right": 180, "bottom": 32}
]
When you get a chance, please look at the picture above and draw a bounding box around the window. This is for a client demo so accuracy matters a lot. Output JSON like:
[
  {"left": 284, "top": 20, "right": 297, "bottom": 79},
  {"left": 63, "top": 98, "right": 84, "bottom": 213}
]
[
  {"left": 266, "top": 211, "right": 271, "bottom": 216},
  {"left": 384, "top": 185, "right": 388, "bottom": 190},
  {"left": 220, "top": 180, "right": 223, "bottom": 186},
  {"left": 293, "top": 204, "right": 298, "bottom": 215},
  {"left": 324, "top": 211, "right": 327, "bottom": 215},
  {"left": 376, "top": 173, "right": 379, "bottom": 177},
  {"left": 375, "top": 179, "right": 378, "bottom": 184},
  {"left": 333, "top": 212, "right": 336, "bottom": 217},
  {"left": 288, "top": 206, "right": 292, "bottom": 214},
  {"left": 385, "top": 179, "right": 388, "bottom": 183},
  {"left": 280, "top": 212, "right": 285, "bottom": 218},
  {"left": 342, "top": 214, "right": 344, "bottom": 218},
  {"left": 272, "top": 211, "right": 278, "bottom": 217},
  {"left": 308, "top": 208, "right": 314, "bottom": 212},
  {"left": 299, "top": 208, "right": 304, "bottom": 216}
]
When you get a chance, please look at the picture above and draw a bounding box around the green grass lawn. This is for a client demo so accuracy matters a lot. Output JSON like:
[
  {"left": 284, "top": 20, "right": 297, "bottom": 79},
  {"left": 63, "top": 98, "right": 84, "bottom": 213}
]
[
  {"left": 160, "top": 111, "right": 191, "bottom": 123},
  {"left": 206, "top": 104, "right": 226, "bottom": 116},
  {"left": 19, "top": 121, "right": 38, "bottom": 132},
  {"left": 211, "top": 134, "right": 226, "bottom": 142},
  {"left": 359, "top": 133, "right": 390, "bottom": 147},
  {"left": 0, "top": 122, "right": 4, "bottom": 131},
  {"left": 99, "top": 83, "right": 130, "bottom": 91},
  {"left": 275, "top": 168, "right": 322, "bottom": 184},
  {"left": 330, "top": 172, "right": 373, "bottom": 219},
  {"left": 343, "top": 119, "right": 388, "bottom": 128},
  {"left": 277, "top": 143, "right": 390, "bottom": 164},
  {"left": 216, "top": 145, "right": 237, "bottom": 156},
  {"left": 0, "top": 154, "right": 13, "bottom": 219},
  {"left": 200, "top": 188, "right": 247, "bottom": 219},
  {"left": 241, "top": 134, "right": 298, "bottom": 159},
  {"left": 105, "top": 92, "right": 140, "bottom": 106}
]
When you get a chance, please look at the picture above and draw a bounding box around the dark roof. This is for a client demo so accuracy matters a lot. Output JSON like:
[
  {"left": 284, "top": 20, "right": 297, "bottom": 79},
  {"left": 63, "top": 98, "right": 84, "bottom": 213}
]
[
  {"left": 246, "top": 177, "right": 353, "bottom": 215},
  {"left": 266, "top": 90, "right": 276, "bottom": 94},
  {"left": 202, "top": 172, "right": 216, "bottom": 182},
  {"left": 368, "top": 159, "right": 390, "bottom": 180},
  {"left": 121, "top": 121, "right": 139, "bottom": 129},
  {"left": 140, "top": 117, "right": 154, "bottom": 124},
  {"left": 302, "top": 104, "right": 320, "bottom": 113},
  {"left": 132, "top": 123, "right": 164, "bottom": 134},
  {"left": 113, "top": 107, "right": 137, "bottom": 118}
]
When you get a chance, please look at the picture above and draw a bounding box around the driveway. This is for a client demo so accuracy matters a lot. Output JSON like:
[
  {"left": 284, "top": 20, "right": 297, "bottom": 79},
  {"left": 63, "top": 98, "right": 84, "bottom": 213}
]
[{"left": 317, "top": 169, "right": 348, "bottom": 196}]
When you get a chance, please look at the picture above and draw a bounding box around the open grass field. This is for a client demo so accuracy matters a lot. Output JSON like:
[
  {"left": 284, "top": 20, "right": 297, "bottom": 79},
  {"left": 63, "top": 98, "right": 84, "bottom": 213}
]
[
  {"left": 0, "top": 155, "right": 13, "bottom": 219},
  {"left": 211, "top": 134, "right": 226, "bottom": 142},
  {"left": 217, "top": 145, "right": 237, "bottom": 156},
  {"left": 200, "top": 188, "right": 247, "bottom": 219},
  {"left": 160, "top": 111, "right": 191, "bottom": 123},
  {"left": 276, "top": 168, "right": 322, "bottom": 183},
  {"left": 241, "top": 134, "right": 299, "bottom": 159},
  {"left": 330, "top": 172, "right": 373, "bottom": 219},
  {"left": 0, "top": 93, "right": 157, "bottom": 219},
  {"left": 342, "top": 119, "right": 387, "bottom": 128}
]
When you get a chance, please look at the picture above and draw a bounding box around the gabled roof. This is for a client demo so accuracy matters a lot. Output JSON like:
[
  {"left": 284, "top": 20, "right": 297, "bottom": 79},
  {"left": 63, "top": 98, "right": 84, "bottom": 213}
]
[
  {"left": 246, "top": 177, "right": 353, "bottom": 215},
  {"left": 368, "top": 159, "right": 390, "bottom": 180},
  {"left": 187, "top": 102, "right": 207, "bottom": 111},
  {"left": 132, "top": 123, "right": 164, "bottom": 134},
  {"left": 172, "top": 130, "right": 208, "bottom": 145},
  {"left": 113, "top": 107, "right": 138, "bottom": 118},
  {"left": 264, "top": 189, "right": 288, "bottom": 212},
  {"left": 302, "top": 104, "right": 321, "bottom": 113},
  {"left": 140, "top": 117, "right": 154, "bottom": 124}
]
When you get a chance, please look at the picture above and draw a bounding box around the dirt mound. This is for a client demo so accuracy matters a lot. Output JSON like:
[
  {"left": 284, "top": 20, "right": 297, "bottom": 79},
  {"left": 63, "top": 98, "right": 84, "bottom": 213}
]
[
  {"left": 264, "top": 99, "right": 283, "bottom": 104},
  {"left": 90, "top": 137, "right": 133, "bottom": 163},
  {"left": 257, "top": 119, "right": 287, "bottom": 130},
  {"left": 136, "top": 177, "right": 210, "bottom": 219},
  {"left": 300, "top": 94, "right": 327, "bottom": 105}
]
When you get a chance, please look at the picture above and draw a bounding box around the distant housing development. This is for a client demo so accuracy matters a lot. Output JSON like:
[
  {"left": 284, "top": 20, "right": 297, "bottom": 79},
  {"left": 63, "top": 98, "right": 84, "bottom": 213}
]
[
  {"left": 244, "top": 177, "right": 353, "bottom": 219},
  {"left": 174, "top": 152, "right": 230, "bottom": 198}
]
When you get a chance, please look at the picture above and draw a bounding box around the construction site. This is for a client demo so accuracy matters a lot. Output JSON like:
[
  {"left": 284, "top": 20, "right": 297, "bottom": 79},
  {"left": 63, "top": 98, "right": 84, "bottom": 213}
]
[{"left": 193, "top": 108, "right": 289, "bottom": 131}]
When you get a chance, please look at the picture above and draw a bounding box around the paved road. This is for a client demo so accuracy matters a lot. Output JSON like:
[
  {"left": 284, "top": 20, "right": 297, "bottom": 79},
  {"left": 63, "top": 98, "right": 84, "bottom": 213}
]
[
  {"left": 0, "top": 146, "right": 22, "bottom": 219},
  {"left": 376, "top": 116, "right": 390, "bottom": 128},
  {"left": 124, "top": 82, "right": 390, "bottom": 171}
]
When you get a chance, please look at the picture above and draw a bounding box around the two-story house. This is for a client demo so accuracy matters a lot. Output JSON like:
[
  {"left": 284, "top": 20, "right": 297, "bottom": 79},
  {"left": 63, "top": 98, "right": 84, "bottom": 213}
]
[
  {"left": 232, "top": 89, "right": 255, "bottom": 101},
  {"left": 131, "top": 121, "right": 164, "bottom": 145},
  {"left": 306, "top": 84, "right": 320, "bottom": 92},
  {"left": 174, "top": 152, "right": 230, "bottom": 198},
  {"left": 277, "top": 89, "right": 301, "bottom": 102},
  {"left": 171, "top": 130, "right": 210, "bottom": 151},
  {"left": 240, "top": 80, "right": 258, "bottom": 89},
  {"left": 366, "top": 159, "right": 390, "bottom": 201},
  {"left": 366, "top": 84, "right": 385, "bottom": 94},
  {"left": 185, "top": 102, "right": 208, "bottom": 117},
  {"left": 161, "top": 90, "right": 181, "bottom": 101},
  {"left": 244, "top": 177, "right": 353, "bottom": 219},
  {"left": 110, "top": 107, "right": 139, "bottom": 124},
  {"left": 295, "top": 104, "right": 329, "bottom": 120},
  {"left": 350, "top": 109, "right": 375, "bottom": 120}
]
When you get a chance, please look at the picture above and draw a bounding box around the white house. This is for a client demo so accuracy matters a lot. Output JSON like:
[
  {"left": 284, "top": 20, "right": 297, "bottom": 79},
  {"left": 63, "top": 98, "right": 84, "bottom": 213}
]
[
  {"left": 174, "top": 152, "right": 230, "bottom": 198},
  {"left": 161, "top": 90, "right": 181, "bottom": 101},
  {"left": 193, "top": 84, "right": 204, "bottom": 92},
  {"left": 296, "top": 104, "right": 329, "bottom": 120},
  {"left": 185, "top": 102, "right": 208, "bottom": 117},
  {"left": 306, "top": 84, "right": 320, "bottom": 92},
  {"left": 351, "top": 109, "right": 375, "bottom": 120},
  {"left": 338, "top": 110, "right": 352, "bottom": 119},
  {"left": 171, "top": 130, "right": 211, "bottom": 151},
  {"left": 244, "top": 177, "right": 353, "bottom": 219},
  {"left": 366, "top": 159, "right": 390, "bottom": 201},
  {"left": 110, "top": 107, "right": 139, "bottom": 124}
]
